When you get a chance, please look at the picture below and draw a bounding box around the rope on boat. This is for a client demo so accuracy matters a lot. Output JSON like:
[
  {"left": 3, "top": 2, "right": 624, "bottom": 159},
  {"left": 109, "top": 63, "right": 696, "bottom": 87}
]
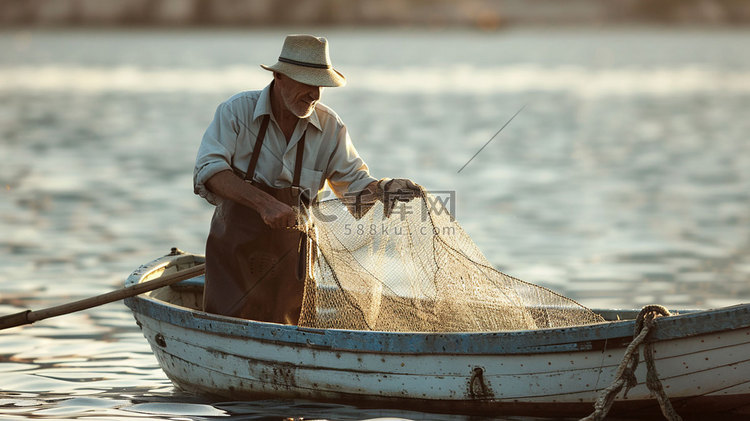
[{"left": 580, "top": 305, "right": 683, "bottom": 421}]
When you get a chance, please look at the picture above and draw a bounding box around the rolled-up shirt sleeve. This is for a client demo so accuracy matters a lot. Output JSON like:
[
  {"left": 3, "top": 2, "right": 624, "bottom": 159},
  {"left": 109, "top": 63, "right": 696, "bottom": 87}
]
[
  {"left": 326, "top": 125, "right": 378, "bottom": 199},
  {"left": 194, "top": 102, "right": 237, "bottom": 205}
]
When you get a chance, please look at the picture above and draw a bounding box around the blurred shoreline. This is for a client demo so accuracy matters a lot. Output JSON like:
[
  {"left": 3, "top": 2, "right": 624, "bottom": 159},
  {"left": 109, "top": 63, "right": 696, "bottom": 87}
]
[{"left": 1, "top": 0, "right": 750, "bottom": 28}]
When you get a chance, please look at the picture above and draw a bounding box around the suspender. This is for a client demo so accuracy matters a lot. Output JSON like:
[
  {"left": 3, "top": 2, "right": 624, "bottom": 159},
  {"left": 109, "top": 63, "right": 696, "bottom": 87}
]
[
  {"left": 292, "top": 133, "right": 306, "bottom": 187},
  {"left": 244, "top": 115, "right": 270, "bottom": 182},
  {"left": 244, "top": 114, "right": 306, "bottom": 188}
]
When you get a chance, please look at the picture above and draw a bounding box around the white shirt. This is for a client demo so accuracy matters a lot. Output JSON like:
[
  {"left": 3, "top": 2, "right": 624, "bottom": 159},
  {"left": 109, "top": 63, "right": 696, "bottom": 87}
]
[{"left": 194, "top": 83, "right": 377, "bottom": 206}]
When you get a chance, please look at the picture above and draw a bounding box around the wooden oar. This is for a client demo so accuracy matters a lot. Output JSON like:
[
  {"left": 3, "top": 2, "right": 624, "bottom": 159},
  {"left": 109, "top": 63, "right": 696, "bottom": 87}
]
[{"left": 0, "top": 263, "right": 206, "bottom": 330}]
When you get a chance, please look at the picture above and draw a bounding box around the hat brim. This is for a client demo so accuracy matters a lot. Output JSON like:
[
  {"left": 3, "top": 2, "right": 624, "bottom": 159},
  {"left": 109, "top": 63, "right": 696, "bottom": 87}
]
[{"left": 261, "top": 62, "right": 346, "bottom": 88}]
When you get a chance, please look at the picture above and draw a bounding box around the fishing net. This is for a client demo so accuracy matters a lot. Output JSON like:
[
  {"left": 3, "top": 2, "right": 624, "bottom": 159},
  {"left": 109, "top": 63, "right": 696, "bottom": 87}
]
[{"left": 297, "top": 190, "right": 604, "bottom": 332}]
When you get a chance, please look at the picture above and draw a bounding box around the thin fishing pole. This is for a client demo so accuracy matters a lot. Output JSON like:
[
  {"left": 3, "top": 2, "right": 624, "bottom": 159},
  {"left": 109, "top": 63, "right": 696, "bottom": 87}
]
[{"left": 457, "top": 104, "right": 526, "bottom": 174}]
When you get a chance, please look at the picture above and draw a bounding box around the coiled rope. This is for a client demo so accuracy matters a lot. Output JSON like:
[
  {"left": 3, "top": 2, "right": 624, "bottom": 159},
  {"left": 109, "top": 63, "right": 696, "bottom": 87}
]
[{"left": 580, "top": 305, "right": 682, "bottom": 421}]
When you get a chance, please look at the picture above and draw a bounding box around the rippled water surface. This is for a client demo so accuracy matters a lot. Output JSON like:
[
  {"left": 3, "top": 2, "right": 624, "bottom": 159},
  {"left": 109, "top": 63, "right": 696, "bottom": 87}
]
[{"left": 1, "top": 28, "right": 749, "bottom": 420}]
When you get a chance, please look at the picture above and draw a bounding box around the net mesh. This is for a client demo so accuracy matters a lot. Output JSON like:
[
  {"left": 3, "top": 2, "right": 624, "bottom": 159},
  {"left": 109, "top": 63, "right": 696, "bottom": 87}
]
[{"left": 297, "top": 191, "right": 604, "bottom": 332}]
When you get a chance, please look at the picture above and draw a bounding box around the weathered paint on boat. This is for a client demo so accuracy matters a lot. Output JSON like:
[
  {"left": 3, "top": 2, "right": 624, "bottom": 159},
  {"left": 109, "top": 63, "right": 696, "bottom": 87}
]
[{"left": 124, "top": 252, "right": 750, "bottom": 418}]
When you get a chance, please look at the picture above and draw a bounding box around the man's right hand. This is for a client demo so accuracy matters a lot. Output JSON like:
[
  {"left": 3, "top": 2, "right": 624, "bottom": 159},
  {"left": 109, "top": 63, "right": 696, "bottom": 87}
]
[
  {"left": 205, "top": 170, "right": 299, "bottom": 230},
  {"left": 258, "top": 199, "right": 298, "bottom": 230}
]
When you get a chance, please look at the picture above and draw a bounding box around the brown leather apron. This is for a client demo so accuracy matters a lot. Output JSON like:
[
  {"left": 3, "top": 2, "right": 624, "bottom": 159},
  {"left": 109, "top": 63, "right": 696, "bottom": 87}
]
[{"left": 203, "top": 115, "right": 310, "bottom": 324}]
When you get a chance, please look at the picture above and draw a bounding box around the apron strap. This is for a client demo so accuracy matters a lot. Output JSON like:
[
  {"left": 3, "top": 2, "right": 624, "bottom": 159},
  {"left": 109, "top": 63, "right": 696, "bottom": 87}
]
[
  {"left": 245, "top": 113, "right": 306, "bottom": 189},
  {"left": 244, "top": 114, "right": 271, "bottom": 181},
  {"left": 292, "top": 132, "right": 306, "bottom": 187}
]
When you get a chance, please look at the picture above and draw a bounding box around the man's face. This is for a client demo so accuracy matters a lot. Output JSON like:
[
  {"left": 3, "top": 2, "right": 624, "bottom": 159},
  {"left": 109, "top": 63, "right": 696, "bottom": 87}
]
[{"left": 275, "top": 73, "right": 323, "bottom": 118}]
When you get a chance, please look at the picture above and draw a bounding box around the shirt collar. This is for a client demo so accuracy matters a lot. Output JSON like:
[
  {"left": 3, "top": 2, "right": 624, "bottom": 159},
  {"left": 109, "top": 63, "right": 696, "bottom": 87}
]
[
  {"left": 253, "top": 83, "right": 273, "bottom": 121},
  {"left": 253, "top": 82, "right": 323, "bottom": 132}
]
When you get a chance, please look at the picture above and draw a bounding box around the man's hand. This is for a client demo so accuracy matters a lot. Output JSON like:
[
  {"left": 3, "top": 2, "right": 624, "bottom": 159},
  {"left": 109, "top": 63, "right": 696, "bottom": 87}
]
[
  {"left": 377, "top": 178, "right": 422, "bottom": 217},
  {"left": 258, "top": 199, "right": 298, "bottom": 230},
  {"left": 205, "top": 170, "right": 299, "bottom": 229}
]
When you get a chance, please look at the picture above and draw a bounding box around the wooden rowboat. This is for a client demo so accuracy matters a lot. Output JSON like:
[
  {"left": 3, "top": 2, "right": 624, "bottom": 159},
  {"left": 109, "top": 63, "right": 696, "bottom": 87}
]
[{"left": 124, "top": 250, "right": 750, "bottom": 419}]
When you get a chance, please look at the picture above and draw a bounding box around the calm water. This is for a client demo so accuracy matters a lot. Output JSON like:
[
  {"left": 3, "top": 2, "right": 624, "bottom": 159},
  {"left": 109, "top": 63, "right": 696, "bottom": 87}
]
[{"left": 1, "top": 27, "right": 749, "bottom": 420}]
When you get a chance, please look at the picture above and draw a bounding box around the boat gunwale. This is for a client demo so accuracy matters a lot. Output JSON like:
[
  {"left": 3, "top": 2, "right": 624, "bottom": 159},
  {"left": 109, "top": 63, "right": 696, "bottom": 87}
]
[{"left": 124, "top": 253, "right": 750, "bottom": 356}]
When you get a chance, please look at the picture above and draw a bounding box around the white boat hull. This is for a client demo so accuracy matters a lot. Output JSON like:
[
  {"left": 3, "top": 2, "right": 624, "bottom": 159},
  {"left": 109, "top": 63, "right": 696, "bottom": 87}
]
[{"left": 125, "top": 252, "right": 750, "bottom": 418}]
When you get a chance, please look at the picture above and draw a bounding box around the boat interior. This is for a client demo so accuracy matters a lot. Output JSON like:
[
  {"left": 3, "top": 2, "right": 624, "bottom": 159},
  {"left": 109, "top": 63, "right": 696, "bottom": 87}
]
[{"left": 136, "top": 253, "right": 688, "bottom": 325}]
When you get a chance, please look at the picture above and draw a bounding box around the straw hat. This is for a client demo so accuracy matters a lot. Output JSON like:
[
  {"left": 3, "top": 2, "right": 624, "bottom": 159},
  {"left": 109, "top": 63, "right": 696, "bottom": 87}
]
[{"left": 261, "top": 34, "right": 346, "bottom": 88}]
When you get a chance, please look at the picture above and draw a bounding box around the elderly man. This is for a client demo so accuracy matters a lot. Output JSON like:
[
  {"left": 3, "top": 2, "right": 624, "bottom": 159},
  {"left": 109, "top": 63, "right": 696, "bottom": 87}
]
[{"left": 194, "top": 34, "right": 419, "bottom": 324}]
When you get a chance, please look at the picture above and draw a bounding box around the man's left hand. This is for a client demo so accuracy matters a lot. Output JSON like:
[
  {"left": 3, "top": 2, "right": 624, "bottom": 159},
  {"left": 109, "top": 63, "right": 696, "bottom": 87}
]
[{"left": 377, "top": 178, "right": 422, "bottom": 217}]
